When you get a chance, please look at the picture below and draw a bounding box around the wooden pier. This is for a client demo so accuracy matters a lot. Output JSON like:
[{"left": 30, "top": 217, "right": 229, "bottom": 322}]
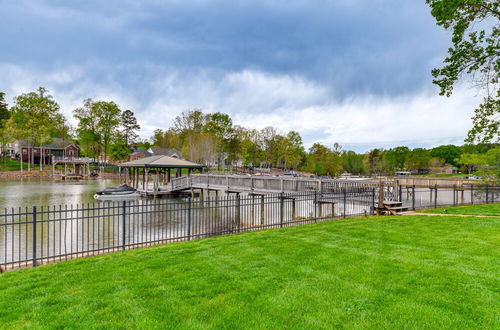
[
  {"left": 51, "top": 157, "right": 91, "bottom": 180},
  {"left": 167, "top": 174, "right": 387, "bottom": 196}
]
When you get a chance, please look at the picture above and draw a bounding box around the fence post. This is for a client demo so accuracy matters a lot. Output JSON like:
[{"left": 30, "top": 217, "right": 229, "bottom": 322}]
[
  {"left": 371, "top": 188, "right": 375, "bottom": 215},
  {"left": 471, "top": 184, "right": 474, "bottom": 205},
  {"left": 187, "top": 197, "right": 192, "bottom": 240},
  {"left": 434, "top": 184, "right": 438, "bottom": 208},
  {"left": 412, "top": 185, "right": 415, "bottom": 210},
  {"left": 486, "top": 184, "right": 489, "bottom": 204},
  {"left": 280, "top": 192, "right": 284, "bottom": 228},
  {"left": 343, "top": 188, "right": 347, "bottom": 218},
  {"left": 453, "top": 184, "right": 456, "bottom": 206},
  {"left": 236, "top": 194, "right": 241, "bottom": 233},
  {"left": 314, "top": 191, "right": 317, "bottom": 222},
  {"left": 32, "top": 206, "right": 37, "bottom": 267},
  {"left": 398, "top": 185, "right": 402, "bottom": 202},
  {"left": 121, "top": 201, "right": 126, "bottom": 250}
]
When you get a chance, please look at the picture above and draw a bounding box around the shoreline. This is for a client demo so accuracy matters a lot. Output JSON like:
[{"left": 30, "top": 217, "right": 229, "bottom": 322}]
[{"left": 0, "top": 171, "right": 119, "bottom": 179}]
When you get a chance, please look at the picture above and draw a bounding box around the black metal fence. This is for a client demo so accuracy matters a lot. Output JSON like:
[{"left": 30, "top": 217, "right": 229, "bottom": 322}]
[
  {"left": 1, "top": 184, "right": 499, "bottom": 271},
  {"left": 398, "top": 184, "right": 499, "bottom": 210},
  {"left": 0, "top": 188, "right": 375, "bottom": 271}
]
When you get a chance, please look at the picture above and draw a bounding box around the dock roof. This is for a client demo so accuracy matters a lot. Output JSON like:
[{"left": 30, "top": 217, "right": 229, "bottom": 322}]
[{"left": 119, "top": 155, "right": 204, "bottom": 169}]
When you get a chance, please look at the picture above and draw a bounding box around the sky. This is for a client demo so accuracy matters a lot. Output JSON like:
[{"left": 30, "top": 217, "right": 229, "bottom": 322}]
[{"left": 0, "top": 0, "right": 480, "bottom": 152}]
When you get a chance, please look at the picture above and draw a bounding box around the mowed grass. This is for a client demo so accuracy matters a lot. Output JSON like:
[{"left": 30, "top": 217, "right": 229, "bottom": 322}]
[
  {"left": 0, "top": 157, "right": 30, "bottom": 171},
  {"left": 0, "top": 215, "right": 499, "bottom": 329},
  {"left": 421, "top": 203, "right": 500, "bottom": 216}
]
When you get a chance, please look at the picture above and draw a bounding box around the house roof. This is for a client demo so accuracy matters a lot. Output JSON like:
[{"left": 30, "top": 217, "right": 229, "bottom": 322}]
[
  {"left": 131, "top": 148, "right": 152, "bottom": 157},
  {"left": 149, "top": 147, "right": 182, "bottom": 157},
  {"left": 18, "top": 138, "right": 79, "bottom": 149},
  {"left": 119, "top": 155, "right": 204, "bottom": 168}
]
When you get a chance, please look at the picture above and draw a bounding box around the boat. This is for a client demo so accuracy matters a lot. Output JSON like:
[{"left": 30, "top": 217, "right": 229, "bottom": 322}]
[{"left": 93, "top": 184, "right": 141, "bottom": 200}]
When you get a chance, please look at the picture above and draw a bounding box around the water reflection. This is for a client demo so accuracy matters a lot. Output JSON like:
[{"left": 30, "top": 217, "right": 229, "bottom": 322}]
[{"left": 0, "top": 178, "right": 119, "bottom": 209}]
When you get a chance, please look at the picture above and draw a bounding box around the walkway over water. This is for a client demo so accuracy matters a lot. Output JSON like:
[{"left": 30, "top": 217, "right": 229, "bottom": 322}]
[{"left": 169, "top": 174, "right": 389, "bottom": 195}]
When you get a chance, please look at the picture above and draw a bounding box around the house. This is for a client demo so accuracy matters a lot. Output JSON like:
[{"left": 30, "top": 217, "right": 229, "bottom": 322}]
[
  {"left": 0, "top": 142, "right": 15, "bottom": 157},
  {"left": 147, "top": 147, "right": 182, "bottom": 159},
  {"left": 14, "top": 138, "right": 80, "bottom": 164},
  {"left": 129, "top": 148, "right": 152, "bottom": 161}
]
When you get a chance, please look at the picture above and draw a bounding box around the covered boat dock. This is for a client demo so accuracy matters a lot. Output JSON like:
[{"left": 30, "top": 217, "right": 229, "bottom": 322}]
[{"left": 118, "top": 155, "right": 204, "bottom": 197}]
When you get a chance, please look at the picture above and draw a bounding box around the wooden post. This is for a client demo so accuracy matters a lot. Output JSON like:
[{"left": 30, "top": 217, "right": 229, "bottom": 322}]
[
  {"left": 167, "top": 168, "right": 171, "bottom": 183},
  {"left": 145, "top": 168, "right": 149, "bottom": 191},
  {"left": 154, "top": 170, "right": 159, "bottom": 198},
  {"left": 291, "top": 198, "right": 296, "bottom": 220}
]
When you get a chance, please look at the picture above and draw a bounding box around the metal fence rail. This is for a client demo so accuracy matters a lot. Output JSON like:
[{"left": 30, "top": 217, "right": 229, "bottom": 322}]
[
  {"left": 398, "top": 184, "right": 499, "bottom": 210},
  {"left": 0, "top": 188, "right": 374, "bottom": 271},
  {"left": 1, "top": 184, "right": 499, "bottom": 271}
]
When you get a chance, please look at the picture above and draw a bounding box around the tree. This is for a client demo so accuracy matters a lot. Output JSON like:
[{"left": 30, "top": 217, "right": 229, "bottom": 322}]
[
  {"left": 121, "top": 110, "right": 140, "bottom": 149},
  {"left": 109, "top": 134, "right": 131, "bottom": 162},
  {"left": 341, "top": 150, "right": 365, "bottom": 174},
  {"left": 204, "top": 112, "right": 234, "bottom": 166},
  {"left": 0, "top": 92, "right": 10, "bottom": 169},
  {"left": 384, "top": 146, "right": 410, "bottom": 172},
  {"left": 426, "top": 0, "right": 499, "bottom": 143},
  {"left": 307, "top": 143, "right": 342, "bottom": 176},
  {"left": 430, "top": 145, "right": 462, "bottom": 166},
  {"left": 365, "top": 149, "right": 386, "bottom": 175},
  {"left": 457, "top": 146, "right": 500, "bottom": 182},
  {"left": 405, "top": 148, "right": 431, "bottom": 171},
  {"left": 94, "top": 101, "right": 121, "bottom": 163},
  {"left": 7, "top": 87, "right": 63, "bottom": 170},
  {"left": 74, "top": 99, "right": 100, "bottom": 159},
  {"left": 73, "top": 99, "right": 122, "bottom": 162}
]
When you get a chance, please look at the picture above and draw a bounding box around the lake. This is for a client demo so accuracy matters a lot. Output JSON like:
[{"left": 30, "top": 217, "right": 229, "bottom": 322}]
[{"left": 0, "top": 178, "right": 120, "bottom": 209}]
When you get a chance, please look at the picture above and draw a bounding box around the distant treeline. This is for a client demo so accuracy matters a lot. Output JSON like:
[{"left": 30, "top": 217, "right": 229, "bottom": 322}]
[{"left": 0, "top": 88, "right": 498, "bottom": 179}]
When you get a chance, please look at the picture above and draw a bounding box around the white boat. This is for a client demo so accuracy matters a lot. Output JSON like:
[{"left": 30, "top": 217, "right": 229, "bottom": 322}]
[{"left": 94, "top": 184, "right": 141, "bottom": 200}]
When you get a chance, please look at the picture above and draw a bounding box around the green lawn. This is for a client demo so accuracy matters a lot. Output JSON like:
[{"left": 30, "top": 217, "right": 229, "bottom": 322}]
[
  {"left": 0, "top": 157, "right": 30, "bottom": 171},
  {"left": 0, "top": 215, "right": 498, "bottom": 329},
  {"left": 420, "top": 203, "right": 500, "bottom": 216}
]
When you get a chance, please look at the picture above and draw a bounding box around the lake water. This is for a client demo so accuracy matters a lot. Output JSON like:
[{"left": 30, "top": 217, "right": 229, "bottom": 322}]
[{"left": 0, "top": 178, "right": 120, "bottom": 209}]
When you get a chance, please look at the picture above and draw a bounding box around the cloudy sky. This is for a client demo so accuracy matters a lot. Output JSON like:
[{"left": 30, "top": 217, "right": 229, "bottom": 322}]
[{"left": 0, "top": 0, "right": 479, "bottom": 152}]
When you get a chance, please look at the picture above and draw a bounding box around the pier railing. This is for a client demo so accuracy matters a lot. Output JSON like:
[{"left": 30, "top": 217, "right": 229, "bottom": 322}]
[
  {"left": 1, "top": 184, "right": 498, "bottom": 272},
  {"left": 172, "top": 174, "right": 388, "bottom": 193}
]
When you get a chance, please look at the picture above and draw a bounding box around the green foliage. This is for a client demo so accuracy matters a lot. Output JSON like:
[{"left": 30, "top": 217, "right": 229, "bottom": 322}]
[
  {"left": 405, "top": 148, "right": 432, "bottom": 171},
  {"left": 384, "top": 146, "right": 410, "bottom": 171},
  {"left": 0, "top": 92, "right": 10, "bottom": 161},
  {"left": 340, "top": 150, "right": 365, "bottom": 174},
  {"left": 109, "top": 135, "right": 131, "bottom": 162},
  {"left": 430, "top": 144, "right": 462, "bottom": 166},
  {"left": 458, "top": 146, "right": 500, "bottom": 182},
  {"left": 364, "top": 148, "right": 386, "bottom": 175},
  {"left": 121, "top": 109, "right": 140, "bottom": 148},
  {"left": 0, "top": 157, "right": 30, "bottom": 171},
  {"left": 426, "top": 0, "right": 499, "bottom": 143},
  {"left": 73, "top": 99, "right": 122, "bottom": 161},
  {"left": 0, "top": 215, "right": 498, "bottom": 328},
  {"left": 5, "top": 88, "right": 64, "bottom": 170},
  {"left": 307, "top": 143, "right": 342, "bottom": 176},
  {"left": 0, "top": 92, "right": 9, "bottom": 129}
]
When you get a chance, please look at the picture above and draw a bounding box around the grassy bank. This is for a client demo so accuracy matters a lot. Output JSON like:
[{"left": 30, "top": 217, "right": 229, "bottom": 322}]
[
  {"left": 0, "top": 157, "right": 30, "bottom": 171},
  {"left": 1, "top": 214, "right": 498, "bottom": 328},
  {"left": 420, "top": 203, "right": 500, "bottom": 216}
]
